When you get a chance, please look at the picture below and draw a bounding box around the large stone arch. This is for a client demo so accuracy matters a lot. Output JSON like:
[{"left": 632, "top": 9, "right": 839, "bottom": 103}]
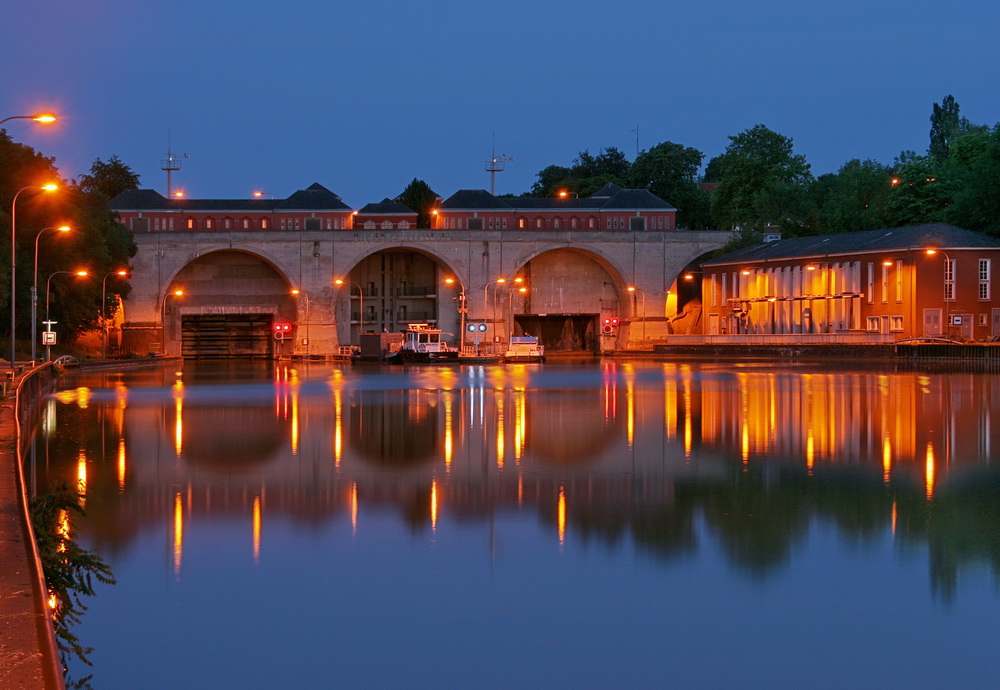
[
  {"left": 333, "top": 244, "right": 465, "bottom": 346},
  {"left": 124, "top": 249, "right": 299, "bottom": 357}
]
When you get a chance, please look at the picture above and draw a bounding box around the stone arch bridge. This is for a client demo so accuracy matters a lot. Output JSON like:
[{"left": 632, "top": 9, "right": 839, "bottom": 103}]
[{"left": 122, "top": 228, "right": 730, "bottom": 357}]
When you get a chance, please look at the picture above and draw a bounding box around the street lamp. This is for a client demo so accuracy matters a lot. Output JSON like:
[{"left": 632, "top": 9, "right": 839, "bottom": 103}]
[
  {"left": 291, "top": 288, "right": 310, "bottom": 354},
  {"left": 101, "top": 270, "right": 129, "bottom": 358},
  {"left": 32, "top": 225, "right": 71, "bottom": 362},
  {"left": 508, "top": 285, "right": 527, "bottom": 341},
  {"left": 444, "top": 277, "right": 468, "bottom": 349},
  {"left": 161, "top": 289, "right": 185, "bottom": 355},
  {"left": 10, "top": 183, "right": 58, "bottom": 368},
  {"left": 334, "top": 279, "right": 364, "bottom": 344},
  {"left": 628, "top": 286, "right": 646, "bottom": 341},
  {"left": 925, "top": 248, "right": 954, "bottom": 337},
  {"left": 44, "top": 270, "right": 88, "bottom": 361},
  {"left": 0, "top": 113, "right": 57, "bottom": 126}
]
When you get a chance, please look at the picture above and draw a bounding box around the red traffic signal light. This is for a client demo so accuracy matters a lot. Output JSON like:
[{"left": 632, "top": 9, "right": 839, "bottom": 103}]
[
  {"left": 602, "top": 316, "right": 619, "bottom": 335},
  {"left": 273, "top": 322, "right": 292, "bottom": 340}
]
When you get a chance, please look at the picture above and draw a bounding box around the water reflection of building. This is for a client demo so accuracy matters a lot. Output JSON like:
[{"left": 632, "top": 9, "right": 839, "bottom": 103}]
[{"left": 32, "top": 363, "right": 1000, "bottom": 594}]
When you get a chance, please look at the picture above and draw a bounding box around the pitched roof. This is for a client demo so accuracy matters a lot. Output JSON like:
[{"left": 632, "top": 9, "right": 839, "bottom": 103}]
[
  {"left": 439, "top": 190, "right": 513, "bottom": 210},
  {"left": 702, "top": 224, "right": 1000, "bottom": 267},
  {"left": 357, "top": 199, "right": 416, "bottom": 215},
  {"left": 439, "top": 187, "right": 676, "bottom": 213},
  {"left": 109, "top": 183, "right": 352, "bottom": 212}
]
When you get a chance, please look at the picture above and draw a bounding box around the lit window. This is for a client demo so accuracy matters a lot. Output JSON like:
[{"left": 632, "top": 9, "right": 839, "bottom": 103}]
[
  {"left": 187, "top": 218, "right": 194, "bottom": 229},
  {"left": 206, "top": 218, "right": 214, "bottom": 229},
  {"left": 518, "top": 218, "right": 525, "bottom": 229},
  {"left": 980, "top": 259, "right": 991, "bottom": 300},
  {"left": 262, "top": 218, "right": 269, "bottom": 229},
  {"left": 589, "top": 218, "right": 595, "bottom": 229},
  {"left": 535, "top": 218, "right": 542, "bottom": 229}
]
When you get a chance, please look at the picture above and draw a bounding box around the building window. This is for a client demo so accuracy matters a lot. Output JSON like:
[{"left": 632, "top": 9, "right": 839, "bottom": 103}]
[
  {"left": 867, "top": 262, "right": 874, "bottom": 304},
  {"left": 571, "top": 218, "right": 578, "bottom": 229},
  {"left": 881, "top": 263, "right": 889, "bottom": 303},
  {"left": 224, "top": 218, "right": 232, "bottom": 230},
  {"left": 168, "top": 217, "right": 174, "bottom": 230},
  {"left": 980, "top": 313, "right": 989, "bottom": 326},
  {"left": 535, "top": 218, "right": 542, "bottom": 229},
  {"left": 890, "top": 316, "right": 904, "bottom": 332},
  {"left": 896, "top": 260, "right": 903, "bottom": 302},
  {"left": 280, "top": 218, "right": 286, "bottom": 230},
  {"left": 488, "top": 217, "right": 494, "bottom": 230},
  {"left": 711, "top": 275, "right": 717, "bottom": 307},
  {"left": 980, "top": 259, "right": 991, "bottom": 300},
  {"left": 206, "top": 218, "right": 214, "bottom": 230},
  {"left": 262, "top": 218, "right": 269, "bottom": 229},
  {"left": 554, "top": 218, "right": 560, "bottom": 229},
  {"left": 607, "top": 218, "right": 613, "bottom": 230},
  {"left": 502, "top": 218, "right": 507, "bottom": 230},
  {"left": 294, "top": 219, "right": 300, "bottom": 230},
  {"left": 945, "top": 259, "right": 955, "bottom": 300},
  {"left": 364, "top": 221, "right": 376, "bottom": 229},
  {"left": 589, "top": 218, "right": 596, "bottom": 229},
  {"left": 187, "top": 218, "right": 195, "bottom": 230},
  {"left": 399, "top": 221, "right": 410, "bottom": 229},
  {"left": 518, "top": 218, "right": 525, "bottom": 229},
  {"left": 243, "top": 218, "right": 249, "bottom": 230},
  {"left": 381, "top": 221, "right": 393, "bottom": 229},
  {"left": 867, "top": 316, "right": 880, "bottom": 331},
  {"left": 154, "top": 218, "right": 160, "bottom": 231}
]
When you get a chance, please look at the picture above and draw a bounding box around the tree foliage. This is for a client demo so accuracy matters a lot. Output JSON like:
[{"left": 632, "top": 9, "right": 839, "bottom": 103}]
[
  {"left": 77, "top": 155, "right": 141, "bottom": 201},
  {"left": 394, "top": 178, "right": 439, "bottom": 228},
  {"left": 708, "top": 124, "right": 813, "bottom": 236},
  {"left": 627, "top": 141, "right": 711, "bottom": 229},
  {"left": 529, "top": 147, "right": 631, "bottom": 197},
  {"left": 1, "top": 132, "right": 138, "bottom": 352}
]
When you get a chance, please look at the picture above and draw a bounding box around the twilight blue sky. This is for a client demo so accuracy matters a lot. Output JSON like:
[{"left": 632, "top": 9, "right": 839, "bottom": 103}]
[{"left": 3, "top": 0, "right": 999, "bottom": 207}]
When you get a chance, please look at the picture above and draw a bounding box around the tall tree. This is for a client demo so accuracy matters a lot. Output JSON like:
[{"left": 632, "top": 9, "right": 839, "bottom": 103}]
[
  {"left": 395, "top": 178, "right": 439, "bottom": 228},
  {"left": 882, "top": 151, "right": 947, "bottom": 228},
  {"left": 709, "top": 124, "right": 812, "bottom": 237},
  {"left": 929, "top": 95, "right": 962, "bottom": 162},
  {"left": 942, "top": 126, "right": 1000, "bottom": 236},
  {"left": 77, "top": 155, "right": 141, "bottom": 201},
  {"left": 627, "top": 141, "right": 711, "bottom": 229},
  {"left": 529, "top": 148, "right": 631, "bottom": 197},
  {"left": 809, "top": 159, "right": 894, "bottom": 234}
]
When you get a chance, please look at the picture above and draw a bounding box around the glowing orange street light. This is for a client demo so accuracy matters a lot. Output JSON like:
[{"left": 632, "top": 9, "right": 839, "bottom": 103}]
[
  {"left": 44, "top": 270, "right": 89, "bottom": 361},
  {"left": 0, "top": 113, "right": 57, "bottom": 126},
  {"left": 557, "top": 190, "right": 579, "bottom": 199},
  {"left": 173, "top": 190, "right": 185, "bottom": 198}
]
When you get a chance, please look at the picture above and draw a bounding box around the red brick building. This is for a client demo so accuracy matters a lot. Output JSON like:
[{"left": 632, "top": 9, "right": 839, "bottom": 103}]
[
  {"left": 698, "top": 224, "right": 1000, "bottom": 341},
  {"left": 354, "top": 199, "right": 418, "bottom": 230},
  {"left": 110, "top": 182, "right": 355, "bottom": 232},
  {"left": 433, "top": 184, "right": 677, "bottom": 231}
]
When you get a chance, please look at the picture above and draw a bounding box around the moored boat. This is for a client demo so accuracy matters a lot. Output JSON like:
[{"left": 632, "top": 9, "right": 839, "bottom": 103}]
[
  {"left": 504, "top": 336, "right": 545, "bottom": 363},
  {"left": 386, "top": 323, "right": 460, "bottom": 364}
]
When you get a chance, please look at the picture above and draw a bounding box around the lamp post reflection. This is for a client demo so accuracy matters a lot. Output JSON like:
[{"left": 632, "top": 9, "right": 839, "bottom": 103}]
[
  {"left": 161, "top": 289, "right": 185, "bottom": 355},
  {"left": 627, "top": 286, "right": 646, "bottom": 341},
  {"left": 445, "top": 277, "right": 468, "bottom": 349}
]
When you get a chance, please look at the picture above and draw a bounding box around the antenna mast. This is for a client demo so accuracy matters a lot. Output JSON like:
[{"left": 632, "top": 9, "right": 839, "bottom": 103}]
[
  {"left": 161, "top": 132, "right": 190, "bottom": 197},
  {"left": 485, "top": 136, "right": 514, "bottom": 195}
]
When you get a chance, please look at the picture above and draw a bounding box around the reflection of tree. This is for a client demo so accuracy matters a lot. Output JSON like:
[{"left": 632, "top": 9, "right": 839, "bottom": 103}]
[{"left": 561, "top": 463, "right": 1000, "bottom": 600}]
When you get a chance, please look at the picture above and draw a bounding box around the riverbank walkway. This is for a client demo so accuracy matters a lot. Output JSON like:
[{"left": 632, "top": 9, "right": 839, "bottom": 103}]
[{"left": 0, "top": 365, "right": 63, "bottom": 689}]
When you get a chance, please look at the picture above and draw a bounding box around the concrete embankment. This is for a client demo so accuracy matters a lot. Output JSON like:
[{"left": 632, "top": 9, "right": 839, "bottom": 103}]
[{"left": 0, "top": 365, "right": 63, "bottom": 689}]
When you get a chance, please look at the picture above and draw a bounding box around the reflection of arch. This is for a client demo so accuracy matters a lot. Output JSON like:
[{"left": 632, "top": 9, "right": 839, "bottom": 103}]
[
  {"left": 351, "top": 390, "right": 439, "bottom": 466},
  {"left": 181, "top": 405, "right": 286, "bottom": 470},
  {"left": 527, "top": 390, "right": 620, "bottom": 464}
]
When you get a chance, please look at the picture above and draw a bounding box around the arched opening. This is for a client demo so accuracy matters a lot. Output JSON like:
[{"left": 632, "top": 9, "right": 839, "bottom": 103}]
[
  {"left": 336, "top": 248, "right": 461, "bottom": 347},
  {"left": 164, "top": 250, "right": 294, "bottom": 358},
  {"left": 499, "top": 248, "right": 627, "bottom": 354}
]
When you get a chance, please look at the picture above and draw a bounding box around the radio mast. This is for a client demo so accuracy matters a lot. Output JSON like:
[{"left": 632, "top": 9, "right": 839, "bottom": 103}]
[
  {"left": 485, "top": 136, "right": 514, "bottom": 196},
  {"left": 161, "top": 132, "right": 190, "bottom": 197}
]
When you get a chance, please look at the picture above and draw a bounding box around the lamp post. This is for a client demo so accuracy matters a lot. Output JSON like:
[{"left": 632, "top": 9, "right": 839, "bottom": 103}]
[
  {"left": 334, "top": 279, "right": 364, "bottom": 344},
  {"left": 161, "top": 289, "right": 185, "bottom": 355},
  {"left": 508, "top": 285, "right": 527, "bottom": 342},
  {"left": 101, "top": 270, "right": 129, "bottom": 358},
  {"left": 925, "top": 248, "right": 954, "bottom": 337},
  {"left": 32, "top": 225, "right": 71, "bottom": 362},
  {"left": 10, "top": 184, "right": 58, "bottom": 369},
  {"left": 291, "top": 288, "right": 310, "bottom": 354},
  {"left": 44, "top": 270, "right": 88, "bottom": 361},
  {"left": 445, "top": 277, "right": 468, "bottom": 349},
  {"left": 628, "top": 286, "right": 646, "bottom": 341}
]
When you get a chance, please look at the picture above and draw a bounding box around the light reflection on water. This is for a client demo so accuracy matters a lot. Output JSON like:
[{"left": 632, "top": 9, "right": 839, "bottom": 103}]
[{"left": 33, "top": 359, "right": 1000, "bottom": 688}]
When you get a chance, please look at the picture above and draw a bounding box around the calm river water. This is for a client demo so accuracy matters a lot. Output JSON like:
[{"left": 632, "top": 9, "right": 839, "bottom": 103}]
[{"left": 31, "top": 359, "right": 1000, "bottom": 688}]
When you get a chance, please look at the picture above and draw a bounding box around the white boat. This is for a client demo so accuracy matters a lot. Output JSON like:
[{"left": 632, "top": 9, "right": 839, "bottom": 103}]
[
  {"left": 504, "top": 336, "right": 545, "bottom": 363},
  {"left": 386, "top": 323, "right": 460, "bottom": 364}
]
